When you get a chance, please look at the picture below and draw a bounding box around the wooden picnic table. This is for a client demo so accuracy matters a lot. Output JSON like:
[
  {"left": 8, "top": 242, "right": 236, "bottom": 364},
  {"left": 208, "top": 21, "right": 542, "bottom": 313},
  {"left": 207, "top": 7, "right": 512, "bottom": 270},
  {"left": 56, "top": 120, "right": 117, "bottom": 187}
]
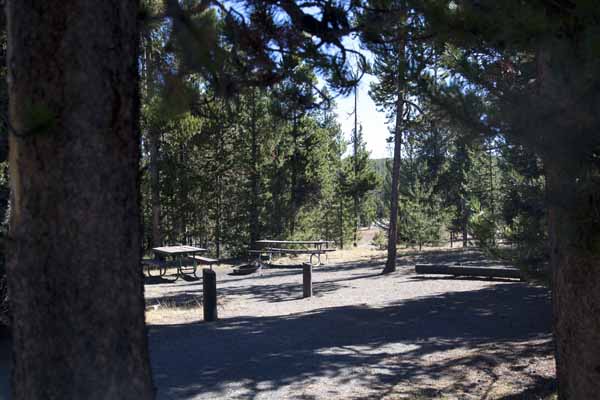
[
  {"left": 252, "top": 239, "right": 336, "bottom": 266},
  {"left": 148, "top": 245, "right": 207, "bottom": 280},
  {"left": 255, "top": 239, "right": 335, "bottom": 246}
]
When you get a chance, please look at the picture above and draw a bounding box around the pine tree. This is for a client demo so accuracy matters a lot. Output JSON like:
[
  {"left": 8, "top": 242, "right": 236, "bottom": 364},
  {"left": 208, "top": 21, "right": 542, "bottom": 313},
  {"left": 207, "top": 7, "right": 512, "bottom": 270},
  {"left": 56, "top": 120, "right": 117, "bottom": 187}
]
[{"left": 411, "top": 2, "right": 600, "bottom": 395}]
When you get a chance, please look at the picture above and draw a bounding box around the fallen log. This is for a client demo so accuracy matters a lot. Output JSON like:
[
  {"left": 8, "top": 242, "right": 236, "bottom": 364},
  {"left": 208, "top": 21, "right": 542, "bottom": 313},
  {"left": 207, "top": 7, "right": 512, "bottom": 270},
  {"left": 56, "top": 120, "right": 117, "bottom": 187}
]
[{"left": 415, "top": 264, "right": 522, "bottom": 280}]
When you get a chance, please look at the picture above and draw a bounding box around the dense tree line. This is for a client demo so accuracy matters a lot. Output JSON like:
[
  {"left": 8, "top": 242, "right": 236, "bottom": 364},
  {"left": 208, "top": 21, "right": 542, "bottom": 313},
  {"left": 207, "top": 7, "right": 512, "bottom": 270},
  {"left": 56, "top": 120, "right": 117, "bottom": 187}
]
[
  {"left": 139, "top": 10, "right": 378, "bottom": 256},
  {"left": 373, "top": 124, "right": 546, "bottom": 262}
]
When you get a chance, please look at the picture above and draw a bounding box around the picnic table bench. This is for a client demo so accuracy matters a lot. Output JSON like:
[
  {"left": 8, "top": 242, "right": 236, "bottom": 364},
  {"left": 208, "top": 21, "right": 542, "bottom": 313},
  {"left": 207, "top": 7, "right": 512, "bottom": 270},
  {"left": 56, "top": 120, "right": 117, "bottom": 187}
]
[
  {"left": 187, "top": 255, "right": 219, "bottom": 270},
  {"left": 251, "top": 240, "right": 336, "bottom": 266}
]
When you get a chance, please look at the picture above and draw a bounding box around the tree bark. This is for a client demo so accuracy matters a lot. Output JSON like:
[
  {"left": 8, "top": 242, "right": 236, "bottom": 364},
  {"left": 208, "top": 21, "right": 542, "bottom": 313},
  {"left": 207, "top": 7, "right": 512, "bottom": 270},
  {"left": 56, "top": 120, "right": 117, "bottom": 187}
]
[
  {"left": 338, "top": 193, "right": 344, "bottom": 249},
  {"left": 382, "top": 17, "right": 406, "bottom": 275},
  {"left": 531, "top": 37, "right": 600, "bottom": 398},
  {"left": 462, "top": 197, "right": 469, "bottom": 248},
  {"left": 546, "top": 162, "right": 600, "bottom": 399},
  {"left": 353, "top": 85, "right": 359, "bottom": 247},
  {"left": 6, "top": 2, "right": 154, "bottom": 399},
  {"left": 150, "top": 128, "right": 162, "bottom": 247},
  {"left": 249, "top": 89, "right": 260, "bottom": 246},
  {"left": 289, "top": 112, "right": 298, "bottom": 237},
  {"left": 383, "top": 107, "right": 402, "bottom": 274}
]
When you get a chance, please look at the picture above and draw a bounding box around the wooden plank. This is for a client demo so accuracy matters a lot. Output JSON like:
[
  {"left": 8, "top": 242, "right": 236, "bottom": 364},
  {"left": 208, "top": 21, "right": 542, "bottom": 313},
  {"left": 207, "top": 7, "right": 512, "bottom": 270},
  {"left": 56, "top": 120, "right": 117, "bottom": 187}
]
[
  {"left": 265, "top": 248, "right": 327, "bottom": 254},
  {"left": 188, "top": 255, "right": 218, "bottom": 264},
  {"left": 415, "top": 264, "right": 522, "bottom": 279},
  {"left": 152, "top": 245, "right": 206, "bottom": 255},
  {"left": 256, "top": 239, "right": 334, "bottom": 245}
]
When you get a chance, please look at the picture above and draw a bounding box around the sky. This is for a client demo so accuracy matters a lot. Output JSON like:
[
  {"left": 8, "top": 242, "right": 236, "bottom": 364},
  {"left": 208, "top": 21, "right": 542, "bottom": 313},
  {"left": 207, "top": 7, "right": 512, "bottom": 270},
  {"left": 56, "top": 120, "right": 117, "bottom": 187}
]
[{"left": 334, "top": 74, "right": 392, "bottom": 159}]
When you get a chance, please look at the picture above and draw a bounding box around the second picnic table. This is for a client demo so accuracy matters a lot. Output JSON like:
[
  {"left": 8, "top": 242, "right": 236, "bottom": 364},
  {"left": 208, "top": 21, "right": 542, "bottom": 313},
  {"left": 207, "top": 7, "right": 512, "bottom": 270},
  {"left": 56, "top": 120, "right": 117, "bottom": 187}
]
[{"left": 251, "top": 239, "right": 336, "bottom": 266}]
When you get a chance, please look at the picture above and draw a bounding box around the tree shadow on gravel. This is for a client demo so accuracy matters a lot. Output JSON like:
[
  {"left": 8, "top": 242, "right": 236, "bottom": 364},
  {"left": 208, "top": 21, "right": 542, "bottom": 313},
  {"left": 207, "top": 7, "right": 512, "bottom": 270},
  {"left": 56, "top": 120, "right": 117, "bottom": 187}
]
[
  {"left": 406, "top": 247, "right": 510, "bottom": 267},
  {"left": 0, "top": 328, "right": 9, "bottom": 400},
  {"left": 146, "top": 248, "right": 524, "bottom": 309},
  {"left": 495, "top": 376, "right": 556, "bottom": 400},
  {"left": 147, "top": 279, "right": 350, "bottom": 306},
  {"left": 148, "top": 283, "right": 553, "bottom": 400},
  {"left": 322, "top": 247, "right": 504, "bottom": 275},
  {"left": 409, "top": 275, "right": 521, "bottom": 283}
]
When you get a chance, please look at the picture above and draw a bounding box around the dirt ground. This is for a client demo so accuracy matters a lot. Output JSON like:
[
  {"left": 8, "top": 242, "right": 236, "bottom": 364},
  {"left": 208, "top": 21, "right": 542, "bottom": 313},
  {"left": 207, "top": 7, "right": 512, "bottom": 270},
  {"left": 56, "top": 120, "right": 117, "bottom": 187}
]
[{"left": 145, "top": 235, "right": 555, "bottom": 400}]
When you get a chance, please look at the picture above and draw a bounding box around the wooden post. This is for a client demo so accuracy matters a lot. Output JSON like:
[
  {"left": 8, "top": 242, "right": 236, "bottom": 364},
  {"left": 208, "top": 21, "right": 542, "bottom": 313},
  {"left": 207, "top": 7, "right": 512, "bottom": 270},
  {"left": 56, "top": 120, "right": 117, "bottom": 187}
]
[
  {"left": 303, "top": 263, "right": 312, "bottom": 298},
  {"left": 203, "top": 268, "right": 218, "bottom": 321}
]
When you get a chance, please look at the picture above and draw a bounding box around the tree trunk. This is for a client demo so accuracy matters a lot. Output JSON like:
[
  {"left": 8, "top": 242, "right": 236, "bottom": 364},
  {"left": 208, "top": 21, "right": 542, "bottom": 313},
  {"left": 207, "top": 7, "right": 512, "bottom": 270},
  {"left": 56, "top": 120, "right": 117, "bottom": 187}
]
[
  {"left": 150, "top": 129, "right": 162, "bottom": 248},
  {"left": 338, "top": 194, "right": 344, "bottom": 249},
  {"left": 383, "top": 107, "right": 403, "bottom": 274},
  {"left": 249, "top": 90, "right": 260, "bottom": 246},
  {"left": 383, "top": 25, "right": 406, "bottom": 275},
  {"left": 353, "top": 85, "right": 359, "bottom": 247},
  {"left": 290, "top": 112, "right": 298, "bottom": 237},
  {"left": 546, "top": 162, "right": 600, "bottom": 399},
  {"left": 532, "top": 36, "right": 600, "bottom": 398},
  {"left": 462, "top": 198, "right": 469, "bottom": 248},
  {"left": 215, "top": 169, "right": 222, "bottom": 259},
  {"left": 6, "top": 2, "right": 154, "bottom": 399}
]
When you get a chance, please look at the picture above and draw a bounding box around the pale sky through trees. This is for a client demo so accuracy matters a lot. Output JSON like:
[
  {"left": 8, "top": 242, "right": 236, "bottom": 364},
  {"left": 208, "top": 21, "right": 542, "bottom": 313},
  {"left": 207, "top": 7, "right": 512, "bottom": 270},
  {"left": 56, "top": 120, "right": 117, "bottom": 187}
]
[
  {"left": 335, "top": 73, "right": 391, "bottom": 159},
  {"left": 334, "top": 35, "right": 391, "bottom": 160}
]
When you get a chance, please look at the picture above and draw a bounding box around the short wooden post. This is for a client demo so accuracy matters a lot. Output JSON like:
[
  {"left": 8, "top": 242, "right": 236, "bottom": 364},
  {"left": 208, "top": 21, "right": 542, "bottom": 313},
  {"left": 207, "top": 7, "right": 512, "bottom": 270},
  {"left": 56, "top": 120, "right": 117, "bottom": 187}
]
[
  {"left": 303, "top": 263, "right": 312, "bottom": 298},
  {"left": 203, "top": 268, "right": 218, "bottom": 322}
]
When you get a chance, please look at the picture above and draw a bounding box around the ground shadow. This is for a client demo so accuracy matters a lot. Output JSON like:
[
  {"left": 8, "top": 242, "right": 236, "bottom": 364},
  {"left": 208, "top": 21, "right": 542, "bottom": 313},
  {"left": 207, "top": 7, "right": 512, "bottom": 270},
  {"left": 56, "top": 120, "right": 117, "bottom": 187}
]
[
  {"left": 407, "top": 247, "right": 511, "bottom": 267},
  {"left": 148, "top": 283, "right": 552, "bottom": 399},
  {"left": 145, "top": 276, "right": 178, "bottom": 285},
  {"left": 148, "top": 278, "right": 350, "bottom": 305},
  {"left": 0, "top": 328, "right": 10, "bottom": 399},
  {"left": 495, "top": 376, "right": 556, "bottom": 400},
  {"left": 409, "top": 275, "right": 521, "bottom": 283}
]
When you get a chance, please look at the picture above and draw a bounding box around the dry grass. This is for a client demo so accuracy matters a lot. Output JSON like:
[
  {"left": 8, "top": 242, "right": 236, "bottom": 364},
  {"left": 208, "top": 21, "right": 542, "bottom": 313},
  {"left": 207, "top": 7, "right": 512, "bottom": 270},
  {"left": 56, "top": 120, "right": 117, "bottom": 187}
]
[{"left": 145, "top": 299, "right": 204, "bottom": 325}]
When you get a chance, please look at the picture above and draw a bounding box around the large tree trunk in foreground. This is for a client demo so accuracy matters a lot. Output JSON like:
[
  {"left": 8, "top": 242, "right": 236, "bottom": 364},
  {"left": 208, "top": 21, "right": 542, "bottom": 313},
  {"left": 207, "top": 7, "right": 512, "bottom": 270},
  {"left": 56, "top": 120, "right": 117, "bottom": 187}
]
[
  {"left": 6, "top": 1, "right": 154, "bottom": 399},
  {"left": 546, "top": 162, "right": 600, "bottom": 399},
  {"left": 532, "top": 37, "right": 600, "bottom": 398}
]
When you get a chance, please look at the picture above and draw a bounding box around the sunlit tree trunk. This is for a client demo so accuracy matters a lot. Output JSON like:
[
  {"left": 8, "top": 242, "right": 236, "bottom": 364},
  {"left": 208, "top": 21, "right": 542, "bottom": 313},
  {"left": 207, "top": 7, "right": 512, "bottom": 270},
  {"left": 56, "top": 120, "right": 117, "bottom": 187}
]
[
  {"left": 353, "top": 85, "right": 359, "bottom": 247},
  {"left": 383, "top": 101, "right": 402, "bottom": 274},
  {"left": 6, "top": 1, "right": 154, "bottom": 398},
  {"left": 249, "top": 89, "right": 261, "bottom": 246},
  {"left": 383, "top": 37, "right": 406, "bottom": 274},
  {"left": 289, "top": 112, "right": 298, "bottom": 237},
  {"left": 150, "top": 128, "right": 162, "bottom": 247}
]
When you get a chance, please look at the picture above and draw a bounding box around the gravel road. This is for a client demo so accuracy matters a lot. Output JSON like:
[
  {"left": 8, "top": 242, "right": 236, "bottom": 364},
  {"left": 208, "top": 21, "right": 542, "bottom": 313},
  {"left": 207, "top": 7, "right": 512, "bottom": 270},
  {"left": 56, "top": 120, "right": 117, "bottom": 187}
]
[{"left": 146, "top": 248, "right": 554, "bottom": 400}]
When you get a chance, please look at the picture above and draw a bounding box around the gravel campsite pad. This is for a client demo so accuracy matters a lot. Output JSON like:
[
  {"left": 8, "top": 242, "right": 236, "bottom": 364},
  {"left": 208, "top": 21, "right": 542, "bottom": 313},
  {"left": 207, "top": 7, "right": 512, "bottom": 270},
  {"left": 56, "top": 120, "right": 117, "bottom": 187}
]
[{"left": 145, "top": 247, "right": 555, "bottom": 400}]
